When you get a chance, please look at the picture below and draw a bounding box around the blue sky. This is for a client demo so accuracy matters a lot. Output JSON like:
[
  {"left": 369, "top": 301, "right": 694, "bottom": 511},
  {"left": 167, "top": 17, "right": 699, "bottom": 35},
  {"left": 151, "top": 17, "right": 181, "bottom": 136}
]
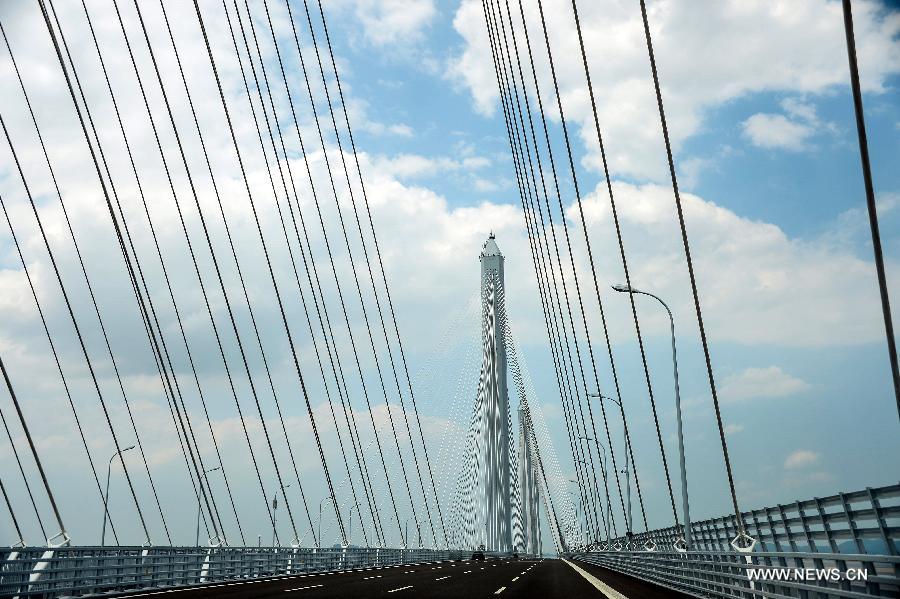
[{"left": 0, "top": 0, "right": 899, "bottom": 549}]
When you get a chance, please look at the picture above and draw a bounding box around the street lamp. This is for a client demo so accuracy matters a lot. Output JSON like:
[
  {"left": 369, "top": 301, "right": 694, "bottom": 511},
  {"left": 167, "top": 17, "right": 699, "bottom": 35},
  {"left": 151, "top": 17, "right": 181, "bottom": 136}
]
[
  {"left": 588, "top": 393, "right": 633, "bottom": 537},
  {"left": 348, "top": 505, "right": 354, "bottom": 547},
  {"left": 101, "top": 445, "right": 135, "bottom": 546},
  {"left": 317, "top": 494, "right": 333, "bottom": 549},
  {"left": 579, "top": 435, "right": 611, "bottom": 543},
  {"left": 197, "top": 465, "right": 221, "bottom": 546},
  {"left": 612, "top": 283, "right": 691, "bottom": 549},
  {"left": 566, "top": 481, "right": 584, "bottom": 547},
  {"left": 273, "top": 483, "right": 293, "bottom": 547}
]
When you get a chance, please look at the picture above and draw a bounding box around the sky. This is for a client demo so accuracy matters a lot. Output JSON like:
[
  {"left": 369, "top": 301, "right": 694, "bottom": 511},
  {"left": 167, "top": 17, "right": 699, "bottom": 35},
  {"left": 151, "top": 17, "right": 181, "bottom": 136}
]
[{"left": 0, "top": 0, "right": 899, "bottom": 551}]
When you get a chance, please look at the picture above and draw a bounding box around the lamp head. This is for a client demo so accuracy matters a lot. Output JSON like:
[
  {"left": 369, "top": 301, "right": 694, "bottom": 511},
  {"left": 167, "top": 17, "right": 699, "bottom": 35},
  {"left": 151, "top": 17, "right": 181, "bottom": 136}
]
[{"left": 611, "top": 283, "right": 632, "bottom": 293}]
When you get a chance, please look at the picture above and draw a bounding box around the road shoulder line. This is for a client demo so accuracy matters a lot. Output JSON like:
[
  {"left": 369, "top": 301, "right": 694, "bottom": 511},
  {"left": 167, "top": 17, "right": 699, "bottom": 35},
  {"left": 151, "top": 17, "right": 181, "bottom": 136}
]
[{"left": 561, "top": 559, "right": 630, "bottom": 599}]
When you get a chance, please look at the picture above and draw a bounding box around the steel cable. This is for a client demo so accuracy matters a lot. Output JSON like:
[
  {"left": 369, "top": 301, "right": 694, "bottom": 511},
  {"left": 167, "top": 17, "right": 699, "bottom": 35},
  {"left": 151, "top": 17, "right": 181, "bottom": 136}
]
[
  {"left": 0, "top": 188, "right": 120, "bottom": 545},
  {"left": 56, "top": 0, "right": 224, "bottom": 543},
  {"left": 313, "top": 0, "right": 449, "bottom": 546},
  {"left": 0, "top": 354, "right": 67, "bottom": 542},
  {"left": 489, "top": 0, "right": 609, "bottom": 542},
  {"left": 258, "top": 0, "right": 387, "bottom": 547},
  {"left": 302, "top": 0, "right": 438, "bottom": 548},
  {"left": 482, "top": 0, "right": 599, "bottom": 543},
  {"left": 0, "top": 476, "right": 25, "bottom": 546},
  {"left": 505, "top": 0, "right": 625, "bottom": 537},
  {"left": 482, "top": 3, "right": 589, "bottom": 544},
  {"left": 3, "top": 101, "right": 147, "bottom": 542},
  {"left": 637, "top": 0, "right": 742, "bottom": 535},
  {"left": 191, "top": 0, "right": 346, "bottom": 543},
  {"left": 108, "top": 0, "right": 278, "bottom": 539},
  {"left": 277, "top": 0, "right": 406, "bottom": 544},
  {"left": 532, "top": 0, "right": 657, "bottom": 532},
  {"left": 293, "top": 0, "right": 424, "bottom": 546},
  {"left": 78, "top": 0, "right": 248, "bottom": 543}
]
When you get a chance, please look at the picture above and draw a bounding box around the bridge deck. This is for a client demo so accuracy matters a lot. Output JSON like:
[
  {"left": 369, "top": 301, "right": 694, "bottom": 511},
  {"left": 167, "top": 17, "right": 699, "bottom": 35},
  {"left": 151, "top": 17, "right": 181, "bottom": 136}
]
[{"left": 109, "top": 558, "right": 688, "bottom": 598}]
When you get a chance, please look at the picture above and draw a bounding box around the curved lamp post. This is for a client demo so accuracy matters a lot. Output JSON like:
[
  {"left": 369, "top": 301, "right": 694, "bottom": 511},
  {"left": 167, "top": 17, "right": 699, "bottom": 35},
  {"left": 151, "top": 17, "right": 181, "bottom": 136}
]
[
  {"left": 612, "top": 283, "right": 691, "bottom": 550},
  {"left": 197, "top": 465, "right": 221, "bottom": 546},
  {"left": 101, "top": 445, "right": 134, "bottom": 546},
  {"left": 317, "top": 494, "right": 333, "bottom": 549},
  {"left": 588, "top": 393, "right": 633, "bottom": 538}
]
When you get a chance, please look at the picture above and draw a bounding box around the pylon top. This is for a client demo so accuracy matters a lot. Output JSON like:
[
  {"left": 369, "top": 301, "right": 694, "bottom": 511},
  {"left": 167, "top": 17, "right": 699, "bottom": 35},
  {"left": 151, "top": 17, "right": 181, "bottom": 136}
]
[{"left": 480, "top": 232, "right": 502, "bottom": 258}]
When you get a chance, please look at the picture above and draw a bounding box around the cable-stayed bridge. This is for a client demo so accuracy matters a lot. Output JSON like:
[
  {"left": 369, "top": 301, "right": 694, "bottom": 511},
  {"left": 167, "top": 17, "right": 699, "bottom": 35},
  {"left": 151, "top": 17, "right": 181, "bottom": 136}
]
[{"left": 1, "top": 0, "right": 898, "bottom": 598}]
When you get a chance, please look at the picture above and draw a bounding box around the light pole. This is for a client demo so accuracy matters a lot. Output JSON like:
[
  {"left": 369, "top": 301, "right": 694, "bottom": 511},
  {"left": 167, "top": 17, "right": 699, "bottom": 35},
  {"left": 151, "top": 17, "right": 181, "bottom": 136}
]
[
  {"left": 579, "top": 436, "right": 611, "bottom": 543},
  {"left": 101, "top": 445, "right": 134, "bottom": 546},
  {"left": 613, "top": 283, "right": 691, "bottom": 549},
  {"left": 196, "top": 466, "right": 220, "bottom": 546},
  {"left": 317, "top": 494, "right": 333, "bottom": 549},
  {"left": 575, "top": 457, "right": 600, "bottom": 545},
  {"left": 273, "top": 483, "right": 293, "bottom": 547},
  {"left": 589, "top": 393, "right": 632, "bottom": 537},
  {"left": 566, "top": 481, "right": 583, "bottom": 547},
  {"left": 348, "top": 505, "right": 354, "bottom": 547}
]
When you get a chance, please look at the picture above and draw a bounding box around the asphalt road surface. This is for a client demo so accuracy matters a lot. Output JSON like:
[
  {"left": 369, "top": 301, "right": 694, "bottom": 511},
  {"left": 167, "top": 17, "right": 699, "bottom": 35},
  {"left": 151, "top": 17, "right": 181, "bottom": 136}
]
[{"left": 115, "top": 557, "right": 690, "bottom": 598}]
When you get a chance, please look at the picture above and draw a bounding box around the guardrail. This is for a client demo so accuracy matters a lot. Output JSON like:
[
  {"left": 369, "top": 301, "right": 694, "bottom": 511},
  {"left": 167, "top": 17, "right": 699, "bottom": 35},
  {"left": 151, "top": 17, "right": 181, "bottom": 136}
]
[
  {"left": 568, "top": 483, "right": 900, "bottom": 598},
  {"left": 596, "top": 483, "right": 899, "bottom": 555},
  {"left": 572, "top": 549, "right": 900, "bottom": 598},
  {"left": 0, "top": 546, "right": 467, "bottom": 598}
]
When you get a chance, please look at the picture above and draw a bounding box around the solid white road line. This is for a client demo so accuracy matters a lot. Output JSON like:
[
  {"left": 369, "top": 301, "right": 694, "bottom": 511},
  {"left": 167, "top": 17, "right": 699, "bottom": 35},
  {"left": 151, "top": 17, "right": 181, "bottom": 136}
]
[
  {"left": 561, "top": 559, "right": 630, "bottom": 599},
  {"left": 387, "top": 585, "right": 413, "bottom": 593},
  {"left": 494, "top": 586, "right": 506, "bottom": 594}
]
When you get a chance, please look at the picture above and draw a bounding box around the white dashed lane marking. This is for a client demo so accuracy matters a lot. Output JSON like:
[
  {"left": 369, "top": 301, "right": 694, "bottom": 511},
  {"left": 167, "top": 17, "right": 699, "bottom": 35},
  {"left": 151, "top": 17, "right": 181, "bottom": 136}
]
[
  {"left": 494, "top": 586, "right": 506, "bottom": 595},
  {"left": 283, "top": 584, "right": 324, "bottom": 592},
  {"left": 387, "top": 585, "right": 413, "bottom": 593}
]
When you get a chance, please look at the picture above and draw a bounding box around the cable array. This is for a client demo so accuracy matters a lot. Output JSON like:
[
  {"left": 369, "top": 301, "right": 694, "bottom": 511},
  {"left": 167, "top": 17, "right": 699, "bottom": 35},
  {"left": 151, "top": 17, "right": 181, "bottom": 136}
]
[{"left": 0, "top": 0, "right": 444, "bottom": 548}]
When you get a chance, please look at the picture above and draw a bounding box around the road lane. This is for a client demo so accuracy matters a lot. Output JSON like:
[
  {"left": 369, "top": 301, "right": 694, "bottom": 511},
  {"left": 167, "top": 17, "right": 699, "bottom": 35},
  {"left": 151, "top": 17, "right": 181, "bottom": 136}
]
[
  {"left": 116, "top": 558, "right": 534, "bottom": 598},
  {"left": 573, "top": 559, "right": 693, "bottom": 599},
  {"left": 116, "top": 557, "right": 688, "bottom": 598}
]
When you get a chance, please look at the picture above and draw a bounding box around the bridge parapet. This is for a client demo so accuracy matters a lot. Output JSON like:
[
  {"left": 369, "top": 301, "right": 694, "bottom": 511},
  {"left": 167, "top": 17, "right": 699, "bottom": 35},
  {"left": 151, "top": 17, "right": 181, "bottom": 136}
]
[
  {"left": 569, "top": 482, "right": 899, "bottom": 598},
  {"left": 0, "top": 546, "right": 466, "bottom": 598},
  {"left": 592, "top": 483, "right": 898, "bottom": 555}
]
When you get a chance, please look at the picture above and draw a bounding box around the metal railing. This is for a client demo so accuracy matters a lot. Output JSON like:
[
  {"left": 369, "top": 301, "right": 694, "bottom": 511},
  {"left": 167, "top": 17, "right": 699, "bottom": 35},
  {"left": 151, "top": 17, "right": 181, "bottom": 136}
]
[
  {"left": 0, "top": 546, "right": 466, "bottom": 598},
  {"left": 569, "top": 483, "right": 900, "bottom": 598},
  {"left": 574, "top": 549, "right": 900, "bottom": 598}
]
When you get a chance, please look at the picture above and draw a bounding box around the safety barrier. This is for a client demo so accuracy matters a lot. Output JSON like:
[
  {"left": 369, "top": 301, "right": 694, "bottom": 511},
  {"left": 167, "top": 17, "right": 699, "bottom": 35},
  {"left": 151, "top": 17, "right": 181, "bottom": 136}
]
[
  {"left": 569, "top": 482, "right": 900, "bottom": 598},
  {"left": 573, "top": 549, "right": 899, "bottom": 598},
  {"left": 0, "top": 546, "right": 466, "bottom": 598}
]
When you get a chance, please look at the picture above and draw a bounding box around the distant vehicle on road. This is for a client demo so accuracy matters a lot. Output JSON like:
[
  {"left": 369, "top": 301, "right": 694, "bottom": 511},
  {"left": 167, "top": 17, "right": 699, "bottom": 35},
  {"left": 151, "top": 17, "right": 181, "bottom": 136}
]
[{"left": 471, "top": 550, "right": 486, "bottom": 562}]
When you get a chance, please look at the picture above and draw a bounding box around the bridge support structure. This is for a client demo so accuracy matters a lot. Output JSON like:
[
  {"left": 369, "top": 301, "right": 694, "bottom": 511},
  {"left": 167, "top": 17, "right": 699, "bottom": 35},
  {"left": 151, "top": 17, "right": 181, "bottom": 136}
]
[{"left": 474, "top": 233, "right": 513, "bottom": 553}]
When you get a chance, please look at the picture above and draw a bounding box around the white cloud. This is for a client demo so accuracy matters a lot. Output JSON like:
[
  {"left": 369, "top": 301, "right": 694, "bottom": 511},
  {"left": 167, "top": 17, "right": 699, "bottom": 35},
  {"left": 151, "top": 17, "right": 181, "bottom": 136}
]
[
  {"left": 784, "top": 449, "right": 819, "bottom": 469},
  {"left": 742, "top": 113, "right": 814, "bottom": 150},
  {"left": 724, "top": 423, "right": 744, "bottom": 435},
  {"left": 575, "top": 180, "right": 898, "bottom": 346},
  {"left": 720, "top": 366, "right": 812, "bottom": 402},
  {"left": 333, "top": 0, "right": 436, "bottom": 46},
  {"left": 742, "top": 97, "right": 835, "bottom": 151},
  {"left": 447, "top": 0, "right": 900, "bottom": 180},
  {"left": 2, "top": 0, "right": 898, "bottom": 547},
  {"left": 371, "top": 153, "right": 491, "bottom": 179}
]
